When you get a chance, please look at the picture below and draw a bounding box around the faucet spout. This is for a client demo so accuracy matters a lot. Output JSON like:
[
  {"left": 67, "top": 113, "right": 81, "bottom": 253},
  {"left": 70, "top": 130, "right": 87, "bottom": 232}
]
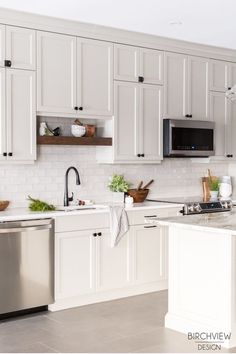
[{"left": 64, "top": 166, "right": 81, "bottom": 207}]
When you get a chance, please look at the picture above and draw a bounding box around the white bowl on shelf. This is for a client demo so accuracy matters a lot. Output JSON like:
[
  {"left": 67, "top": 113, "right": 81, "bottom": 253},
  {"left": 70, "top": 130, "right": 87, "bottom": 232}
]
[{"left": 71, "top": 125, "right": 86, "bottom": 137}]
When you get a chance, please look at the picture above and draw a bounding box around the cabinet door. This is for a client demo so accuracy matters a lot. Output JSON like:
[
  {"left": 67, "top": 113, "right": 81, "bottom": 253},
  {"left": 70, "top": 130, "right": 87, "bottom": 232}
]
[
  {"left": 0, "top": 25, "right": 5, "bottom": 68},
  {"left": 209, "top": 91, "right": 227, "bottom": 158},
  {"left": 56, "top": 231, "right": 95, "bottom": 299},
  {"left": 96, "top": 229, "right": 131, "bottom": 292},
  {"left": 131, "top": 224, "right": 167, "bottom": 284},
  {"left": 6, "top": 69, "right": 36, "bottom": 161},
  {"left": 226, "top": 100, "right": 236, "bottom": 160},
  {"left": 188, "top": 56, "right": 209, "bottom": 120},
  {"left": 114, "top": 81, "right": 140, "bottom": 161},
  {"left": 210, "top": 59, "right": 229, "bottom": 92},
  {"left": 140, "top": 84, "right": 163, "bottom": 161},
  {"left": 37, "top": 31, "right": 76, "bottom": 115},
  {"left": 140, "top": 48, "right": 163, "bottom": 85},
  {"left": 6, "top": 26, "right": 35, "bottom": 70},
  {"left": 0, "top": 68, "right": 6, "bottom": 160},
  {"left": 114, "top": 44, "right": 139, "bottom": 82},
  {"left": 164, "top": 52, "right": 188, "bottom": 118},
  {"left": 77, "top": 38, "right": 113, "bottom": 117},
  {"left": 229, "top": 63, "right": 236, "bottom": 89}
]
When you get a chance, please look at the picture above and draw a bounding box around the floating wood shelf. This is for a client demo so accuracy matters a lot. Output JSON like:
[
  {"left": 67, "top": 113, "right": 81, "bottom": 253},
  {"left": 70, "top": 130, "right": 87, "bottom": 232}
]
[{"left": 37, "top": 136, "right": 112, "bottom": 146}]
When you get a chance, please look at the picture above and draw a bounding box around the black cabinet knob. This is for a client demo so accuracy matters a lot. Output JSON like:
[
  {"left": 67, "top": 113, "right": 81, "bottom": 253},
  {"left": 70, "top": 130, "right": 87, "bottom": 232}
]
[
  {"left": 185, "top": 114, "right": 189, "bottom": 118},
  {"left": 4, "top": 60, "right": 11, "bottom": 67},
  {"left": 228, "top": 87, "right": 232, "bottom": 90},
  {"left": 93, "top": 233, "right": 97, "bottom": 237},
  {"left": 137, "top": 154, "right": 141, "bottom": 157},
  {"left": 227, "top": 154, "right": 233, "bottom": 158},
  {"left": 97, "top": 232, "right": 102, "bottom": 237},
  {"left": 138, "top": 76, "right": 144, "bottom": 83},
  {"left": 3, "top": 152, "right": 7, "bottom": 157},
  {"left": 79, "top": 107, "right": 83, "bottom": 111},
  {"left": 8, "top": 152, "right": 13, "bottom": 157},
  {"left": 141, "top": 154, "right": 145, "bottom": 157},
  {"left": 74, "top": 106, "right": 78, "bottom": 110},
  {"left": 189, "top": 114, "right": 192, "bottom": 118}
]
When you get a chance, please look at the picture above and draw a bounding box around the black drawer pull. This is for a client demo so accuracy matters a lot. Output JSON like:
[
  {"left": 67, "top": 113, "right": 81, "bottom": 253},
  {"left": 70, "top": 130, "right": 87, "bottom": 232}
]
[
  {"left": 138, "top": 76, "right": 144, "bottom": 83},
  {"left": 144, "top": 215, "right": 157, "bottom": 218},
  {"left": 144, "top": 225, "right": 157, "bottom": 228},
  {"left": 4, "top": 60, "right": 11, "bottom": 67}
]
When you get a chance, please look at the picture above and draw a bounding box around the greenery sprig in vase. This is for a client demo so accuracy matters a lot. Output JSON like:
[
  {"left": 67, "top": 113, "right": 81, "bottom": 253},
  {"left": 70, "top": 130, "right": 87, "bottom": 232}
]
[{"left": 108, "top": 174, "right": 130, "bottom": 203}]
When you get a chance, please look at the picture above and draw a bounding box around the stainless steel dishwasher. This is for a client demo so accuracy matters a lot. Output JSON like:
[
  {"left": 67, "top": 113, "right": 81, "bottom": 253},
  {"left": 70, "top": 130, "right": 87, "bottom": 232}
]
[{"left": 0, "top": 218, "right": 54, "bottom": 316}]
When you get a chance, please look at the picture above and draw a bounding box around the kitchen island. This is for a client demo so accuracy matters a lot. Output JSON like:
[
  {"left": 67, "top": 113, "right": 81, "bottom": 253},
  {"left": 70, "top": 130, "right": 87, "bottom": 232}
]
[{"left": 149, "top": 210, "right": 236, "bottom": 348}]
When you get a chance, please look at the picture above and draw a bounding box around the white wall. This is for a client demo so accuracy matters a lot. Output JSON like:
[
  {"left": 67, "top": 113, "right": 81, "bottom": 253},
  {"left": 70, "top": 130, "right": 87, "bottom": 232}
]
[{"left": 0, "top": 145, "right": 228, "bottom": 208}]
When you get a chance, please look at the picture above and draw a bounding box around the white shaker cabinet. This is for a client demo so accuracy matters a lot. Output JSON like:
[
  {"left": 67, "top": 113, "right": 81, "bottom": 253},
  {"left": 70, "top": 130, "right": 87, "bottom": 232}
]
[
  {"left": 210, "top": 60, "right": 229, "bottom": 92},
  {"left": 37, "top": 31, "right": 77, "bottom": 115},
  {"left": 131, "top": 224, "right": 167, "bottom": 284},
  {"left": 0, "top": 68, "right": 6, "bottom": 161},
  {"left": 164, "top": 52, "right": 188, "bottom": 119},
  {"left": 114, "top": 81, "right": 163, "bottom": 163},
  {"left": 76, "top": 38, "right": 113, "bottom": 117},
  {"left": 6, "top": 26, "right": 35, "bottom": 70},
  {"left": 0, "top": 25, "right": 5, "bottom": 68},
  {"left": 96, "top": 229, "right": 131, "bottom": 292},
  {"left": 114, "top": 44, "right": 163, "bottom": 85},
  {"left": 164, "top": 52, "right": 209, "bottom": 120},
  {"left": 188, "top": 56, "right": 209, "bottom": 120},
  {"left": 6, "top": 69, "right": 36, "bottom": 161},
  {"left": 56, "top": 230, "right": 95, "bottom": 299}
]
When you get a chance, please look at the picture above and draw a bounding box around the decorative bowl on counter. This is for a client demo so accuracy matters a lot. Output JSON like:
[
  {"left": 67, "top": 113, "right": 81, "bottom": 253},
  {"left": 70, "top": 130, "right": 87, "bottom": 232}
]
[
  {"left": 71, "top": 125, "right": 86, "bottom": 137},
  {"left": 127, "top": 189, "right": 149, "bottom": 203},
  {"left": 0, "top": 200, "right": 10, "bottom": 211}
]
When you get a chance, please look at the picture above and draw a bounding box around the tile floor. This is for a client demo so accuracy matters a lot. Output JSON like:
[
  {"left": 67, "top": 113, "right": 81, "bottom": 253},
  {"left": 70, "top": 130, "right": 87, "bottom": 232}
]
[{"left": 0, "top": 290, "right": 235, "bottom": 353}]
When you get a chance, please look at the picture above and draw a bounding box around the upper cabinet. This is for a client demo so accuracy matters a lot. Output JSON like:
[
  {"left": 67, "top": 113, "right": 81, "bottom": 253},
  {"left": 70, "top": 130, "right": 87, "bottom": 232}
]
[
  {"left": 164, "top": 52, "right": 209, "bottom": 120},
  {"left": 37, "top": 31, "right": 76, "bottom": 115},
  {"left": 188, "top": 56, "right": 209, "bottom": 121},
  {"left": 113, "top": 81, "right": 163, "bottom": 163},
  {"left": 6, "top": 26, "right": 35, "bottom": 70},
  {"left": 114, "top": 44, "right": 163, "bottom": 85},
  {"left": 0, "top": 25, "right": 35, "bottom": 70},
  {"left": 210, "top": 59, "right": 236, "bottom": 92},
  {"left": 77, "top": 38, "right": 113, "bottom": 117},
  {"left": 0, "top": 25, "right": 5, "bottom": 68},
  {"left": 164, "top": 52, "right": 188, "bottom": 119},
  {"left": 37, "top": 31, "right": 113, "bottom": 117}
]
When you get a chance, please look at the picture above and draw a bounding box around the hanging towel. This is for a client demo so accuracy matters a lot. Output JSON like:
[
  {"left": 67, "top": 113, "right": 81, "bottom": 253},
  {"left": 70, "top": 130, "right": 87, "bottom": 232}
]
[{"left": 109, "top": 205, "right": 129, "bottom": 247}]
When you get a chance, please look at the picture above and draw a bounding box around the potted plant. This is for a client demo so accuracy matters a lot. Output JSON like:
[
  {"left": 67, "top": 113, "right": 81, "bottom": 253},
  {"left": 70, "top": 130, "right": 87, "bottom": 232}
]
[
  {"left": 208, "top": 177, "right": 220, "bottom": 200},
  {"left": 108, "top": 174, "right": 130, "bottom": 203}
]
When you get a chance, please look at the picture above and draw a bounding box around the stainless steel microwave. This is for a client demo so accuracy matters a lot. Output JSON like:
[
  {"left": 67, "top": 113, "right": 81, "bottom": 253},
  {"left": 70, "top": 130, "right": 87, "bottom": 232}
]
[{"left": 163, "top": 119, "right": 215, "bottom": 157}]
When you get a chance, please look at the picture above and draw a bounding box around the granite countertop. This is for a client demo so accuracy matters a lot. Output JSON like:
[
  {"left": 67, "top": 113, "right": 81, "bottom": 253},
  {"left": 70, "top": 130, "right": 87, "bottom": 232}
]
[
  {"left": 148, "top": 209, "right": 236, "bottom": 235},
  {"left": 0, "top": 201, "right": 182, "bottom": 222}
]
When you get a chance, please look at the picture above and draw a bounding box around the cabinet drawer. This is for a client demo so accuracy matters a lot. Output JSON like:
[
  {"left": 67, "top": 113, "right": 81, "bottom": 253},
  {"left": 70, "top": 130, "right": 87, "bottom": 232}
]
[
  {"left": 127, "top": 207, "right": 181, "bottom": 226},
  {"left": 55, "top": 212, "right": 109, "bottom": 232}
]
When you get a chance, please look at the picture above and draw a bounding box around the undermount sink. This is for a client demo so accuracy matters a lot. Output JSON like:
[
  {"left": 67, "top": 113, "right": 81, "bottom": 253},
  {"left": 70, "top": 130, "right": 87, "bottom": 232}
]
[{"left": 56, "top": 205, "right": 108, "bottom": 212}]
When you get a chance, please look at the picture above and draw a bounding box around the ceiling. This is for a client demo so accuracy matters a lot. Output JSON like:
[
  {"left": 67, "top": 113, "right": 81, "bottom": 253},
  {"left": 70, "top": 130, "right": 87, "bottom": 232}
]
[{"left": 0, "top": 0, "right": 235, "bottom": 49}]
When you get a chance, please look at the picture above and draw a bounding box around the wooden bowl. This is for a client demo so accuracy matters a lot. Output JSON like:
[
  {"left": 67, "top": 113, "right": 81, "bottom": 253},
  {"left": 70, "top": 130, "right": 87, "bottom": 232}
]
[
  {"left": 127, "top": 189, "right": 149, "bottom": 203},
  {"left": 0, "top": 201, "right": 10, "bottom": 211}
]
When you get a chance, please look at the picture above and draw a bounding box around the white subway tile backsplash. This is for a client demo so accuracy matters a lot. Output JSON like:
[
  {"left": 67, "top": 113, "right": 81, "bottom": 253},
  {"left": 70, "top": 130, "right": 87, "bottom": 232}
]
[{"left": 0, "top": 145, "right": 229, "bottom": 208}]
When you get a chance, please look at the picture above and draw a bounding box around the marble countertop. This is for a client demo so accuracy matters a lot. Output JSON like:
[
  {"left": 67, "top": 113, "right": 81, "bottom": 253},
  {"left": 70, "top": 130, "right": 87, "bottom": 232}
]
[
  {"left": 0, "top": 201, "right": 182, "bottom": 222},
  {"left": 148, "top": 209, "right": 236, "bottom": 235}
]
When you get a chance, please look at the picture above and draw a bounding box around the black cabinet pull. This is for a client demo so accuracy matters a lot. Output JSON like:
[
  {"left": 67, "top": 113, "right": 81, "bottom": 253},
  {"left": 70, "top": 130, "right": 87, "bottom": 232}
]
[
  {"left": 8, "top": 152, "right": 13, "bottom": 157},
  {"left": 137, "top": 154, "right": 141, "bottom": 157},
  {"left": 144, "top": 225, "right": 157, "bottom": 228},
  {"left": 228, "top": 87, "right": 232, "bottom": 90},
  {"left": 79, "top": 107, "right": 83, "bottom": 111},
  {"left": 138, "top": 76, "right": 144, "bottom": 83},
  {"left": 189, "top": 114, "right": 192, "bottom": 118},
  {"left": 3, "top": 152, "right": 7, "bottom": 157},
  {"left": 141, "top": 154, "right": 145, "bottom": 157},
  {"left": 227, "top": 154, "right": 233, "bottom": 158},
  {"left": 4, "top": 60, "right": 11, "bottom": 67},
  {"left": 74, "top": 106, "right": 78, "bottom": 110},
  {"left": 93, "top": 233, "right": 97, "bottom": 237},
  {"left": 97, "top": 232, "right": 102, "bottom": 237}
]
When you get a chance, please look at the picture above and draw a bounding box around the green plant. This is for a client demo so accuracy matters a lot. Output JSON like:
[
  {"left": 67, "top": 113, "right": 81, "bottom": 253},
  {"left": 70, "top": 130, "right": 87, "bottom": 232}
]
[
  {"left": 28, "top": 196, "right": 56, "bottom": 212},
  {"left": 108, "top": 174, "right": 130, "bottom": 193},
  {"left": 208, "top": 178, "right": 220, "bottom": 191}
]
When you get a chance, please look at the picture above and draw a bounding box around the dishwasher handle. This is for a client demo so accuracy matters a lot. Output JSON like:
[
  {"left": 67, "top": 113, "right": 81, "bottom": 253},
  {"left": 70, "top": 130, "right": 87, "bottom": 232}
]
[{"left": 0, "top": 224, "right": 52, "bottom": 234}]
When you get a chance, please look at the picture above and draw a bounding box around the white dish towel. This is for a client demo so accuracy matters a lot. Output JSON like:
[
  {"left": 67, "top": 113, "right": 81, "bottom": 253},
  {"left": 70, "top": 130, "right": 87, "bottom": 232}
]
[{"left": 109, "top": 205, "right": 129, "bottom": 247}]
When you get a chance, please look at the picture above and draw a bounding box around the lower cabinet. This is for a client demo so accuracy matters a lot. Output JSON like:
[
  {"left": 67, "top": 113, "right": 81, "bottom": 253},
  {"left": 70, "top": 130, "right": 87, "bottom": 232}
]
[
  {"left": 52, "top": 209, "right": 173, "bottom": 311},
  {"left": 131, "top": 224, "right": 167, "bottom": 284}
]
